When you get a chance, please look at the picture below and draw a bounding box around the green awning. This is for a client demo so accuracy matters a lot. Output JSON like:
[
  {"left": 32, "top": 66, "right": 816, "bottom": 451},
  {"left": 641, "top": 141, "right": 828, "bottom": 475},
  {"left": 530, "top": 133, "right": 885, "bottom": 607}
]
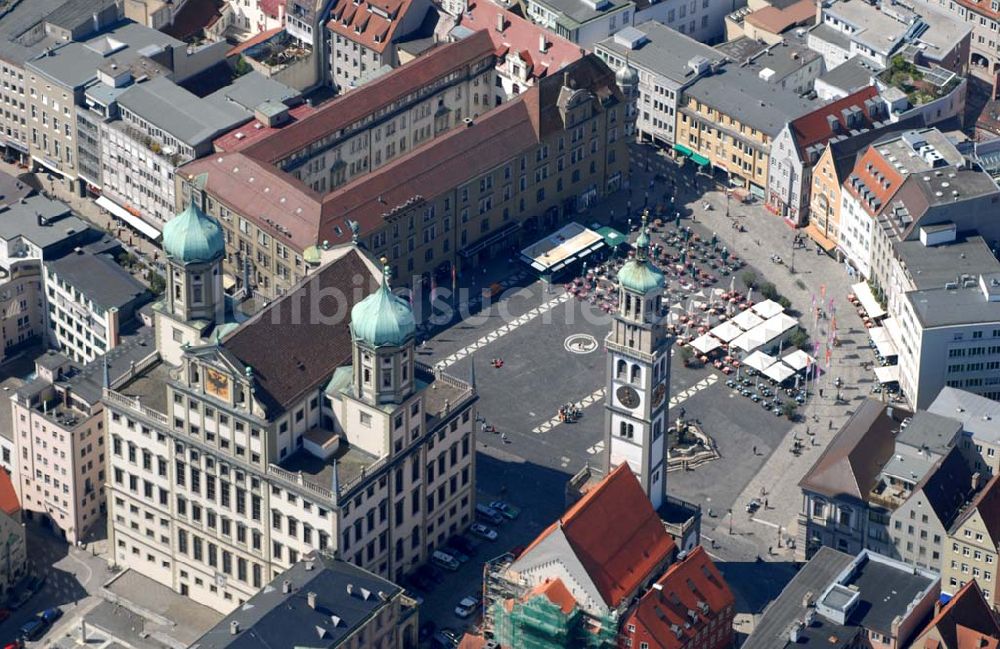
[
  {"left": 596, "top": 226, "right": 627, "bottom": 248},
  {"left": 673, "top": 143, "right": 693, "bottom": 156},
  {"left": 691, "top": 152, "right": 710, "bottom": 166}
]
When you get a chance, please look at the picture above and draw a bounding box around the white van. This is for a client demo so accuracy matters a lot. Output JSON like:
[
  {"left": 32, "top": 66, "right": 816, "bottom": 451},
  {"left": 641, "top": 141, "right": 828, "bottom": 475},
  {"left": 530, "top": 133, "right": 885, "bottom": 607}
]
[{"left": 431, "top": 550, "right": 460, "bottom": 571}]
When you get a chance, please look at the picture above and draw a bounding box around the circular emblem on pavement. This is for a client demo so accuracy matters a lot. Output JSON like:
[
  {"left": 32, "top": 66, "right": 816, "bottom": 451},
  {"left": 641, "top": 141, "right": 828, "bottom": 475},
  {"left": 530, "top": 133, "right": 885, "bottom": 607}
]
[{"left": 564, "top": 333, "right": 598, "bottom": 354}]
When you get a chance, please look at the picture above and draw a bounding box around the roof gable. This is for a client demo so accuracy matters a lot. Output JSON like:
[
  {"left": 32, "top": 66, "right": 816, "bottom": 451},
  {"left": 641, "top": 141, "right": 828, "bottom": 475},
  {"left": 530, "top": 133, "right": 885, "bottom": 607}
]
[
  {"left": 953, "top": 475, "right": 1000, "bottom": 543},
  {"left": 0, "top": 470, "right": 18, "bottom": 516},
  {"left": 912, "top": 580, "right": 1000, "bottom": 649},
  {"left": 789, "top": 86, "right": 880, "bottom": 153}
]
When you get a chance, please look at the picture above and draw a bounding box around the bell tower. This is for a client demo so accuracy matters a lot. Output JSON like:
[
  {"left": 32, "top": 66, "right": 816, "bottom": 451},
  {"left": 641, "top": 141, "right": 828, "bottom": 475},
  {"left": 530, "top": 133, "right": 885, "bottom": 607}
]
[{"left": 603, "top": 212, "right": 672, "bottom": 510}]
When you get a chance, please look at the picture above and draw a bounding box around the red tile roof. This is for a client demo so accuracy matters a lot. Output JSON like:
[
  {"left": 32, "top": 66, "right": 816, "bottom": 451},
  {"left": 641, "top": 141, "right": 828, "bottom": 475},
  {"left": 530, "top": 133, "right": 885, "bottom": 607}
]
[
  {"left": 460, "top": 2, "right": 583, "bottom": 82},
  {"left": 623, "top": 546, "right": 735, "bottom": 649},
  {"left": 915, "top": 580, "right": 1000, "bottom": 649},
  {"left": 227, "top": 26, "right": 284, "bottom": 57},
  {"left": 744, "top": 0, "right": 816, "bottom": 35},
  {"left": 326, "top": 0, "right": 415, "bottom": 55},
  {"left": 844, "top": 145, "right": 905, "bottom": 217},
  {"left": 521, "top": 464, "right": 676, "bottom": 608},
  {"left": 526, "top": 578, "right": 577, "bottom": 614},
  {"left": 0, "top": 470, "right": 20, "bottom": 516},
  {"left": 260, "top": 0, "right": 284, "bottom": 19},
  {"left": 213, "top": 103, "right": 317, "bottom": 152},
  {"left": 956, "top": 626, "right": 999, "bottom": 649},
  {"left": 789, "top": 86, "right": 880, "bottom": 153},
  {"left": 242, "top": 30, "right": 496, "bottom": 163}
]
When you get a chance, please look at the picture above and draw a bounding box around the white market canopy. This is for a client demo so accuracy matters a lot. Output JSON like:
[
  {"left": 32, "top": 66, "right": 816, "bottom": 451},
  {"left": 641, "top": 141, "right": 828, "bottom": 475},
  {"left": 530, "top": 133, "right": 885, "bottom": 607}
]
[
  {"left": 763, "top": 362, "right": 796, "bottom": 383},
  {"left": 96, "top": 195, "right": 162, "bottom": 240},
  {"left": 710, "top": 320, "right": 744, "bottom": 343},
  {"left": 731, "top": 327, "right": 771, "bottom": 353},
  {"left": 782, "top": 349, "right": 814, "bottom": 372},
  {"left": 751, "top": 299, "right": 784, "bottom": 320},
  {"left": 762, "top": 312, "right": 798, "bottom": 340},
  {"left": 731, "top": 309, "right": 765, "bottom": 331},
  {"left": 852, "top": 281, "right": 886, "bottom": 320},
  {"left": 743, "top": 350, "right": 777, "bottom": 372},
  {"left": 521, "top": 222, "right": 605, "bottom": 273},
  {"left": 874, "top": 364, "right": 900, "bottom": 384},
  {"left": 868, "top": 326, "right": 898, "bottom": 357},
  {"left": 690, "top": 333, "right": 723, "bottom": 354}
]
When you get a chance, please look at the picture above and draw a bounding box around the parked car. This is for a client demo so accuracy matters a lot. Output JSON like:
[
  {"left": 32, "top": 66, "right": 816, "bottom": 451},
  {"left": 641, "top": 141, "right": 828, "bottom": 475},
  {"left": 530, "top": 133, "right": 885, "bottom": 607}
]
[
  {"left": 17, "top": 618, "right": 45, "bottom": 642},
  {"left": 431, "top": 628, "right": 461, "bottom": 648},
  {"left": 475, "top": 504, "right": 503, "bottom": 525},
  {"left": 489, "top": 500, "right": 520, "bottom": 519},
  {"left": 39, "top": 608, "right": 62, "bottom": 625},
  {"left": 444, "top": 540, "right": 470, "bottom": 563},
  {"left": 430, "top": 550, "right": 461, "bottom": 572},
  {"left": 454, "top": 594, "right": 482, "bottom": 618},
  {"left": 3, "top": 641, "right": 23, "bottom": 649},
  {"left": 470, "top": 523, "right": 498, "bottom": 541},
  {"left": 449, "top": 534, "right": 478, "bottom": 555}
]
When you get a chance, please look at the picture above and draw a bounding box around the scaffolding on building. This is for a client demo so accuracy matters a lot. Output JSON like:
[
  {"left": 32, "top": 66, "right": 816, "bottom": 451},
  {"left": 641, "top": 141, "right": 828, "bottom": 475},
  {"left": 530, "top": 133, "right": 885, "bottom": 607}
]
[{"left": 482, "top": 553, "right": 618, "bottom": 649}]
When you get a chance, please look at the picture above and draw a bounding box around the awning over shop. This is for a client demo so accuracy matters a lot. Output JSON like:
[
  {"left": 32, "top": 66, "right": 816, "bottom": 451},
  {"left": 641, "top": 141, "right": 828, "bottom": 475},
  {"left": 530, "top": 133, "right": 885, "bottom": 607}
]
[
  {"left": 804, "top": 223, "right": 837, "bottom": 252},
  {"left": 596, "top": 226, "right": 627, "bottom": 249},
  {"left": 461, "top": 221, "right": 521, "bottom": 258},
  {"left": 751, "top": 299, "right": 784, "bottom": 320},
  {"left": 782, "top": 349, "right": 814, "bottom": 372},
  {"left": 520, "top": 222, "right": 605, "bottom": 274},
  {"left": 673, "top": 143, "right": 693, "bottom": 157},
  {"left": 874, "top": 365, "right": 900, "bottom": 384},
  {"left": 690, "top": 333, "right": 723, "bottom": 354},
  {"left": 96, "top": 196, "right": 162, "bottom": 240},
  {"left": 851, "top": 281, "right": 886, "bottom": 320},
  {"left": 764, "top": 362, "right": 796, "bottom": 383},
  {"left": 868, "top": 326, "right": 898, "bottom": 357},
  {"left": 743, "top": 350, "right": 777, "bottom": 372},
  {"left": 222, "top": 274, "right": 238, "bottom": 290},
  {"left": 731, "top": 309, "right": 764, "bottom": 331},
  {"left": 690, "top": 152, "right": 710, "bottom": 166}
]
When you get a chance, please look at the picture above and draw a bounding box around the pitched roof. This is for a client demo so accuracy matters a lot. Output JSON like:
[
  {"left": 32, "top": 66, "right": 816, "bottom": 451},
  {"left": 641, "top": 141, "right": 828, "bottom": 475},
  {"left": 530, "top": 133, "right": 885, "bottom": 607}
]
[
  {"left": 260, "top": 0, "right": 285, "bottom": 18},
  {"left": 914, "top": 580, "right": 1000, "bottom": 649},
  {"left": 460, "top": 1, "right": 583, "bottom": 81},
  {"left": 799, "top": 399, "right": 911, "bottom": 500},
  {"left": 844, "top": 145, "right": 906, "bottom": 217},
  {"left": 952, "top": 474, "right": 1000, "bottom": 542},
  {"left": 242, "top": 30, "right": 496, "bottom": 163},
  {"left": 526, "top": 578, "right": 577, "bottom": 614},
  {"left": 0, "top": 469, "right": 19, "bottom": 516},
  {"left": 624, "top": 546, "right": 734, "bottom": 649},
  {"left": 917, "top": 446, "right": 977, "bottom": 531},
  {"left": 221, "top": 248, "right": 378, "bottom": 413},
  {"left": 744, "top": 0, "right": 816, "bottom": 35},
  {"left": 326, "top": 0, "right": 417, "bottom": 55},
  {"left": 789, "top": 86, "right": 879, "bottom": 153},
  {"left": 826, "top": 113, "right": 926, "bottom": 183},
  {"left": 520, "top": 464, "right": 675, "bottom": 608},
  {"left": 955, "top": 626, "right": 999, "bottom": 649}
]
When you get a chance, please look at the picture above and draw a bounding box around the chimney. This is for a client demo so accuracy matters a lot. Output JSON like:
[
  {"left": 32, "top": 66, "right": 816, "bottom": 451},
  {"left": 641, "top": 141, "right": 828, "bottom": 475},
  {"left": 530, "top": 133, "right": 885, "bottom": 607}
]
[
  {"left": 972, "top": 472, "right": 982, "bottom": 491},
  {"left": 230, "top": 620, "right": 240, "bottom": 635},
  {"left": 307, "top": 592, "right": 318, "bottom": 609},
  {"left": 563, "top": 71, "right": 571, "bottom": 89},
  {"left": 934, "top": 599, "right": 942, "bottom": 616},
  {"left": 305, "top": 560, "right": 314, "bottom": 571},
  {"left": 346, "top": 583, "right": 354, "bottom": 597},
  {"left": 282, "top": 579, "right": 292, "bottom": 594},
  {"left": 92, "top": 11, "right": 100, "bottom": 33},
  {"left": 539, "top": 34, "right": 548, "bottom": 53},
  {"left": 496, "top": 13, "right": 504, "bottom": 32}
]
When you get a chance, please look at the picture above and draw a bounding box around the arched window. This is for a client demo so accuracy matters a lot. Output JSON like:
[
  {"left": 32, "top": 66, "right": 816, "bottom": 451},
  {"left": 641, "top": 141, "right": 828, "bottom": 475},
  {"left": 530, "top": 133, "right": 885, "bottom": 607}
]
[
  {"left": 617, "top": 359, "right": 627, "bottom": 378},
  {"left": 631, "top": 364, "right": 641, "bottom": 383},
  {"left": 627, "top": 424, "right": 634, "bottom": 438},
  {"left": 624, "top": 294, "right": 632, "bottom": 315},
  {"left": 619, "top": 421, "right": 628, "bottom": 437},
  {"left": 363, "top": 368, "right": 371, "bottom": 384}
]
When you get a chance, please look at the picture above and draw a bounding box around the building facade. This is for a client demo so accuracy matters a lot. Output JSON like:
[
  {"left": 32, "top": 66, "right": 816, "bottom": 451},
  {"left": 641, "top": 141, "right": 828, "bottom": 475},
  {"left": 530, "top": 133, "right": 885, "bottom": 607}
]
[
  {"left": 0, "top": 469, "right": 26, "bottom": 602},
  {"left": 0, "top": 259, "right": 44, "bottom": 364},
  {"left": 105, "top": 203, "right": 477, "bottom": 612},
  {"left": 943, "top": 475, "right": 1000, "bottom": 607}
]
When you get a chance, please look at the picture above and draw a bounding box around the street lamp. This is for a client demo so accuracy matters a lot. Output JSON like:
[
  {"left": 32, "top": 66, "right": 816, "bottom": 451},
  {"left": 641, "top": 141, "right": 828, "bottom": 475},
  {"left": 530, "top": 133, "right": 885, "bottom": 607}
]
[{"left": 728, "top": 508, "right": 734, "bottom": 535}]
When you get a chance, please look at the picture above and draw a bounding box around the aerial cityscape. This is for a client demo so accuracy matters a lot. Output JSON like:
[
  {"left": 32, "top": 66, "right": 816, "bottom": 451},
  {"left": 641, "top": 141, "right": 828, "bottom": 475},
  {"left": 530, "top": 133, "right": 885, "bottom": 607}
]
[{"left": 0, "top": 0, "right": 998, "bottom": 647}]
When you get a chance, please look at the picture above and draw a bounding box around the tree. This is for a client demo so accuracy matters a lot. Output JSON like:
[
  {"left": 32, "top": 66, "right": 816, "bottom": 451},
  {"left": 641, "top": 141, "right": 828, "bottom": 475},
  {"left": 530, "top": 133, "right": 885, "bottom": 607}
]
[
  {"left": 233, "top": 56, "right": 253, "bottom": 78},
  {"left": 148, "top": 271, "right": 166, "bottom": 295},
  {"left": 782, "top": 401, "right": 798, "bottom": 421},
  {"left": 741, "top": 271, "right": 758, "bottom": 291},
  {"left": 679, "top": 346, "right": 694, "bottom": 367},
  {"left": 778, "top": 296, "right": 792, "bottom": 310},
  {"left": 788, "top": 327, "right": 809, "bottom": 349},
  {"left": 760, "top": 281, "right": 779, "bottom": 301}
]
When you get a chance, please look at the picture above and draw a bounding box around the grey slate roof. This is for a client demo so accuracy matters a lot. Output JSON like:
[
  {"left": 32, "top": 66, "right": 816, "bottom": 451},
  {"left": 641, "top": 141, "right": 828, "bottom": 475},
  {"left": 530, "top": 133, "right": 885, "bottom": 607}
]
[
  {"left": 0, "top": 195, "right": 91, "bottom": 251},
  {"left": 44, "top": 0, "right": 119, "bottom": 30},
  {"left": 843, "top": 554, "right": 935, "bottom": 634},
  {"left": 715, "top": 36, "right": 767, "bottom": 62},
  {"left": 45, "top": 251, "right": 149, "bottom": 311},
  {"left": 743, "top": 547, "right": 855, "bottom": 649},
  {"left": 895, "top": 410, "right": 962, "bottom": 455},
  {"left": 595, "top": 21, "right": 724, "bottom": 85},
  {"left": 928, "top": 387, "right": 1000, "bottom": 445},
  {"left": 906, "top": 279, "right": 1000, "bottom": 328},
  {"left": 190, "top": 555, "right": 403, "bottom": 649},
  {"left": 919, "top": 447, "right": 977, "bottom": 532},
  {"left": 27, "top": 22, "right": 182, "bottom": 88},
  {"left": 533, "top": 0, "right": 631, "bottom": 27},
  {"left": 892, "top": 235, "right": 1000, "bottom": 291},
  {"left": 683, "top": 64, "right": 820, "bottom": 136},
  {"left": 816, "top": 56, "right": 880, "bottom": 94},
  {"left": 59, "top": 328, "right": 155, "bottom": 404},
  {"left": 117, "top": 76, "right": 251, "bottom": 147},
  {"left": 204, "top": 71, "right": 300, "bottom": 113},
  {"left": 0, "top": 169, "right": 32, "bottom": 207},
  {"left": 0, "top": 0, "right": 64, "bottom": 67}
]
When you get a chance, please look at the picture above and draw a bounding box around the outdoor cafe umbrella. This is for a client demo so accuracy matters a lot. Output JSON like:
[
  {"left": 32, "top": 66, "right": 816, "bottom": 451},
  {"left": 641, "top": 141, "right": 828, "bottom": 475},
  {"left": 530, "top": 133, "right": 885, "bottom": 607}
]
[
  {"left": 711, "top": 232, "right": 718, "bottom": 248},
  {"left": 675, "top": 212, "right": 682, "bottom": 228},
  {"left": 721, "top": 246, "right": 730, "bottom": 262}
]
